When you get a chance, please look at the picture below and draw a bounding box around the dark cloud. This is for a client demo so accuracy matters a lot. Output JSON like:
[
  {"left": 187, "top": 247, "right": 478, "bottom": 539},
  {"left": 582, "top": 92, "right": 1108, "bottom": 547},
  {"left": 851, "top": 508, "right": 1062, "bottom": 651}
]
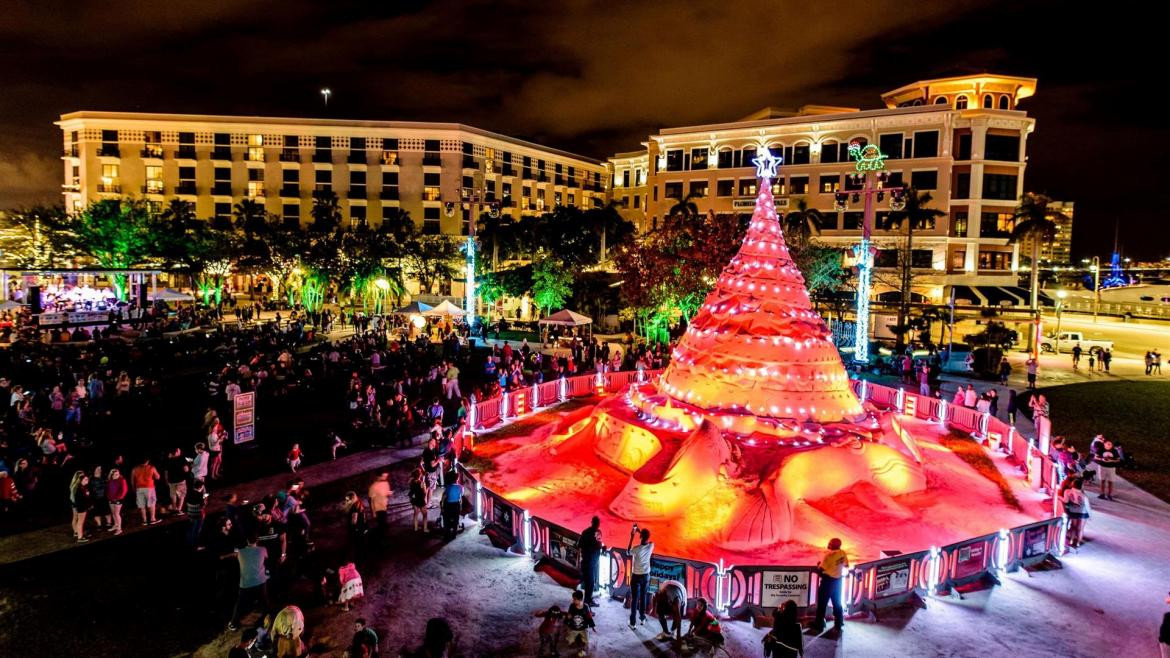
[{"left": 0, "top": 0, "right": 1160, "bottom": 258}]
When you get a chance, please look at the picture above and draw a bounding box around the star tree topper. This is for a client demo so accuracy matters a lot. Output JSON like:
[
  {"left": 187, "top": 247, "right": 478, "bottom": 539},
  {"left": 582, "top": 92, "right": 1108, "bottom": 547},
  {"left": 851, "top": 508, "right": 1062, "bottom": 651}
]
[{"left": 753, "top": 148, "right": 782, "bottom": 180}]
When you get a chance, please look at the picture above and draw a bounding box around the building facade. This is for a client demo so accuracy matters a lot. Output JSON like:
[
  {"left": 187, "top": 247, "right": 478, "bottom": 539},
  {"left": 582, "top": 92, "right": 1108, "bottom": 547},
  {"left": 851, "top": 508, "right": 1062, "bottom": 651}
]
[
  {"left": 56, "top": 113, "right": 608, "bottom": 237},
  {"left": 609, "top": 74, "right": 1039, "bottom": 303},
  {"left": 1019, "top": 200, "right": 1073, "bottom": 266}
]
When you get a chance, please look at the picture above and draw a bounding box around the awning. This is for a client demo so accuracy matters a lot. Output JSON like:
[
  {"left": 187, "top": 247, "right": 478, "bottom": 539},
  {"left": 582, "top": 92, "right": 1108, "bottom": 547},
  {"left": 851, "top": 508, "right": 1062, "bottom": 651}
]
[
  {"left": 949, "top": 285, "right": 1054, "bottom": 308},
  {"left": 538, "top": 309, "right": 593, "bottom": 326}
]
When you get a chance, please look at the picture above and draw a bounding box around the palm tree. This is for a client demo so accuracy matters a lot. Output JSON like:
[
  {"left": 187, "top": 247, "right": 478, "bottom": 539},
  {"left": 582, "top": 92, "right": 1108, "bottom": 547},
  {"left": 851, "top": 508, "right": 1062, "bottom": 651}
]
[
  {"left": 310, "top": 189, "right": 342, "bottom": 233},
  {"left": 476, "top": 212, "right": 514, "bottom": 272},
  {"left": 162, "top": 198, "right": 196, "bottom": 225},
  {"left": 667, "top": 191, "right": 703, "bottom": 226},
  {"left": 233, "top": 198, "right": 268, "bottom": 235},
  {"left": 783, "top": 197, "right": 823, "bottom": 249},
  {"left": 880, "top": 187, "right": 945, "bottom": 352},
  {"left": 1011, "top": 193, "right": 1068, "bottom": 312}
]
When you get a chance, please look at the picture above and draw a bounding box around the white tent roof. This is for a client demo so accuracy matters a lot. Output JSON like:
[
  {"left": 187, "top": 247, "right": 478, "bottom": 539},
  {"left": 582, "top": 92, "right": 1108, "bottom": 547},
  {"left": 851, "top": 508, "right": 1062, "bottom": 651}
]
[
  {"left": 422, "top": 300, "right": 465, "bottom": 316},
  {"left": 394, "top": 301, "right": 434, "bottom": 314},
  {"left": 0, "top": 299, "right": 23, "bottom": 311},
  {"left": 148, "top": 288, "right": 195, "bottom": 301},
  {"left": 538, "top": 309, "right": 592, "bottom": 326}
]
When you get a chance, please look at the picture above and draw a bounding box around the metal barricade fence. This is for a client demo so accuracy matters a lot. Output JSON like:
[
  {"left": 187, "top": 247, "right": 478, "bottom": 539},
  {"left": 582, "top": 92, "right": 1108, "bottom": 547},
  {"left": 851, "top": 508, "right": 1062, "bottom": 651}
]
[
  {"left": 537, "top": 380, "right": 560, "bottom": 407},
  {"left": 606, "top": 547, "right": 723, "bottom": 612},
  {"left": 726, "top": 564, "right": 820, "bottom": 618},
  {"left": 474, "top": 396, "right": 502, "bottom": 430},
  {"left": 848, "top": 548, "right": 934, "bottom": 613}
]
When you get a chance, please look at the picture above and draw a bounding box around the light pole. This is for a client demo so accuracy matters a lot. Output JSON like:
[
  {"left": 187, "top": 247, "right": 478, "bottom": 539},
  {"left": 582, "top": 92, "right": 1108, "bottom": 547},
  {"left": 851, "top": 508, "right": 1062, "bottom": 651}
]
[
  {"left": 1054, "top": 289, "right": 1067, "bottom": 353},
  {"left": 320, "top": 88, "right": 331, "bottom": 107},
  {"left": 1090, "top": 256, "right": 1100, "bottom": 322},
  {"left": 843, "top": 141, "right": 905, "bottom": 365}
]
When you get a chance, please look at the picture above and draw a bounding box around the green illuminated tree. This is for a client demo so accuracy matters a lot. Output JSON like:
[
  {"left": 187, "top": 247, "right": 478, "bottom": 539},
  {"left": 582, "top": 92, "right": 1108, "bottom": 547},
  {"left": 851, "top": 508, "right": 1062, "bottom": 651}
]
[
  {"left": 70, "top": 199, "right": 157, "bottom": 299},
  {"left": 531, "top": 254, "right": 573, "bottom": 316},
  {"left": 0, "top": 205, "right": 73, "bottom": 268}
]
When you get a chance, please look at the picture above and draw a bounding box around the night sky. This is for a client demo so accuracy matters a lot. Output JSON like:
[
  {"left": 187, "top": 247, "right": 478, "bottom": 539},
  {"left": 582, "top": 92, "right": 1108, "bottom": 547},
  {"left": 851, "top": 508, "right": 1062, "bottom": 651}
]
[{"left": 0, "top": 0, "right": 1158, "bottom": 260}]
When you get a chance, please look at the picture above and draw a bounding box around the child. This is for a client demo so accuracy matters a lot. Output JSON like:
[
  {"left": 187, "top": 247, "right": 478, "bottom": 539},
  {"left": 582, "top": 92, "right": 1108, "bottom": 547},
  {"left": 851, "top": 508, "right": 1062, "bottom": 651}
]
[
  {"left": 533, "top": 604, "right": 563, "bottom": 657},
  {"left": 564, "top": 590, "right": 595, "bottom": 657},
  {"left": 287, "top": 443, "right": 303, "bottom": 473}
]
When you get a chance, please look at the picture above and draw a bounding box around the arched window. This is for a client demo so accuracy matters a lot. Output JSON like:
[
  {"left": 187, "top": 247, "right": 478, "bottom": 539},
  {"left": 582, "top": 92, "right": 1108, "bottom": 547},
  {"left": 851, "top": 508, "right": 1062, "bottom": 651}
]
[
  {"left": 768, "top": 144, "right": 783, "bottom": 159},
  {"left": 934, "top": 96, "right": 948, "bottom": 105},
  {"left": 983, "top": 94, "right": 993, "bottom": 109},
  {"left": 998, "top": 95, "right": 1010, "bottom": 110},
  {"left": 956, "top": 95, "right": 969, "bottom": 110}
]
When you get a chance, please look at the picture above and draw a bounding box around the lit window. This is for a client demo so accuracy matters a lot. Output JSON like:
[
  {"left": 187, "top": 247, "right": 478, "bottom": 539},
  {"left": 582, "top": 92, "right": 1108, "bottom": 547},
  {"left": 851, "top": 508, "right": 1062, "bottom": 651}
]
[
  {"left": 956, "top": 96, "right": 969, "bottom": 110},
  {"left": 145, "top": 165, "right": 163, "bottom": 193}
]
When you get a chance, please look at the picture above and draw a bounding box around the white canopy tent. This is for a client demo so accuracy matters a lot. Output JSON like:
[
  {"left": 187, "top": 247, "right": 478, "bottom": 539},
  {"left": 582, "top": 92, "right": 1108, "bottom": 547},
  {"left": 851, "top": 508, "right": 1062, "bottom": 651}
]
[
  {"left": 422, "top": 300, "right": 466, "bottom": 317},
  {"left": 148, "top": 288, "right": 195, "bottom": 302},
  {"left": 393, "top": 301, "right": 434, "bottom": 315},
  {"left": 539, "top": 309, "right": 593, "bottom": 341},
  {"left": 0, "top": 300, "right": 24, "bottom": 311}
]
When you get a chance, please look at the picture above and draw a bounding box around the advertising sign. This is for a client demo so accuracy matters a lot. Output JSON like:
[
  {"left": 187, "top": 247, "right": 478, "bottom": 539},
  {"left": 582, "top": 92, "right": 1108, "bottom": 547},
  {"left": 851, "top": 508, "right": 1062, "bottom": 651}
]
[
  {"left": 494, "top": 497, "right": 514, "bottom": 536},
  {"left": 233, "top": 392, "right": 256, "bottom": 444},
  {"left": 647, "top": 557, "right": 686, "bottom": 594},
  {"left": 1021, "top": 525, "right": 1048, "bottom": 559},
  {"left": 953, "top": 541, "right": 987, "bottom": 580},
  {"left": 761, "top": 570, "right": 811, "bottom": 607},
  {"left": 548, "top": 527, "right": 580, "bottom": 568},
  {"left": 874, "top": 559, "right": 912, "bottom": 598}
]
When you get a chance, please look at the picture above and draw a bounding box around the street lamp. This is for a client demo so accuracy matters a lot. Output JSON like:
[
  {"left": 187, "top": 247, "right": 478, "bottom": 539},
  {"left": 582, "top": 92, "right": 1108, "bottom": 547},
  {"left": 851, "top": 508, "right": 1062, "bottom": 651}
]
[
  {"left": 1090, "top": 256, "right": 1100, "bottom": 322},
  {"left": 1054, "top": 289, "right": 1067, "bottom": 353},
  {"left": 320, "top": 88, "right": 331, "bottom": 107}
]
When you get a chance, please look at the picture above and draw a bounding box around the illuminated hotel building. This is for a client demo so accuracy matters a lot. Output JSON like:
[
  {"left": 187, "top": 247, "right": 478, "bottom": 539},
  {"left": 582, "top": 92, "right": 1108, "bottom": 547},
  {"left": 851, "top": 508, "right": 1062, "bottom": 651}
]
[
  {"left": 56, "top": 112, "right": 608, "bottom": 236},
  {"left": 610, "top": 74, "right": 1039, "bottom": 302}
]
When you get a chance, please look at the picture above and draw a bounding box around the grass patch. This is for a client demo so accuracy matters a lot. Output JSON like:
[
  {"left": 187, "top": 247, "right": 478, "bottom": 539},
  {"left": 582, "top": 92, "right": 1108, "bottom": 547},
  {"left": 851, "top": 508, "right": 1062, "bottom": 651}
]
[
  {"left": 939, "top": 431, "right": 1022, "bottom": 510},
  {"left": 1028, "top": 380, "right": 1170, "bottom": 503}
]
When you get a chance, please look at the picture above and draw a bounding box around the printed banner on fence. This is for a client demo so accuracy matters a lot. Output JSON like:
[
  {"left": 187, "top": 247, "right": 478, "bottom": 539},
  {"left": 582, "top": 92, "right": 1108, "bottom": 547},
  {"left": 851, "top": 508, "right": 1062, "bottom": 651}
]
[
  {"left": 233, "top": 392, "right": 256, "bottom": 444},
  {"left": 761, "top": 570, "right": 811, "bottom": 607},
  {"left": 648, "top": 557, "right": 686, "bottom": 594},
  {"left": 874, "top": 559, "right": 912, "bottom": 598},
  {"left": 493, "top": 497, "right": 515, "bottom": 538},
  {"left": 953, "top": 540, "right": 987, "bottom": 580},
  {"left": 548, "top": 527, "right": 580, "bottom": 568},
  {"left": 1021, "top": 525, "right": 1048, "bottom": 559}
]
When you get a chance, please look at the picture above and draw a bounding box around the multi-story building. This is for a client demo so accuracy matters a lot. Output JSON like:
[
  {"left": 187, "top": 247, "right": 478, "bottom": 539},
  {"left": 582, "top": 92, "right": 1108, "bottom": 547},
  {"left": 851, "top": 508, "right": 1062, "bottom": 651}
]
[
  {"left": 56, "top": 112, "right": 608, "bottom": 238},
  {"left": 610, "top": 74, "right": 1039, "bottom": 303},
  {"left": 1019, "top": 199, "right": 1073, "bottom": 266}
]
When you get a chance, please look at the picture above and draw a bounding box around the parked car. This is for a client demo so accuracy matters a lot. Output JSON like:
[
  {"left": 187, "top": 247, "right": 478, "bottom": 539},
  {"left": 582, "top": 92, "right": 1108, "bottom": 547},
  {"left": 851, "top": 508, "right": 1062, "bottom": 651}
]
[{"left": 1039, "top": 331, "right": 1113, "bottom": 355}]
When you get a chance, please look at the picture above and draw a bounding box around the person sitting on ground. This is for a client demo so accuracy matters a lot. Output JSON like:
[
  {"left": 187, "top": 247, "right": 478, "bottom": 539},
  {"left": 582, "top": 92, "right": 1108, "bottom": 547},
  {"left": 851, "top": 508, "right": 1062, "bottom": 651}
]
[
  {"left": 681, "top": 597, "right": 723, "bottom": 653},
  {"left": 763, "top": 599, "right": 804, "bottom": 658},
  {"left": 351, "top": 618, "right": 380, "bottom": 657}
]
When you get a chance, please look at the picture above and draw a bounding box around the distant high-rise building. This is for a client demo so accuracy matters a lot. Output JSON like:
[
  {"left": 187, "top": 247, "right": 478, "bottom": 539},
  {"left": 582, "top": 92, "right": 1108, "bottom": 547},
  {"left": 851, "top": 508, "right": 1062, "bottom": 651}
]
[{"left": 1019, "top": 200, "right": 1074, "bottom": 266}]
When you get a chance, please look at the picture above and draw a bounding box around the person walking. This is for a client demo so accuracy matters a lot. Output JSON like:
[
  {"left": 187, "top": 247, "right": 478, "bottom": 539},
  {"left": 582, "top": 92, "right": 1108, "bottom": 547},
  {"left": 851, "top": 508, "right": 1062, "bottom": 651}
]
[
  {"left": 368, "top": 472, "right": 392, "bottom": 532},
  {"left": 1071, "top": 343, "right": 1082, "bottom": 369},
  {"left": 344, "top": 491, "right": 368, "bottom": 560},
  {"left": 579, "top": 516, "right": 603, "bottom": 606},
  {"left": 106, "top": 467, "right": 128, "bottom": 535},
  {"left": 409, "top": 468, "right": 429, "bottom": 532},
  {"left": 69, "top": 471, "right": 92, "bottom": 542},
  {"left": 1026, "top": 356, "right": 1039, "bottom": 390},
  {"left": 764, "top": 599, "right": 804, "bottom": 658},
  {"left": 228, "top": 534, "right": 270, "bottom": 631},
  {"left": 564, "top": 590, "right": 596, "bottom": 658},
  {"left": 626, "top": 526, "right": 654, "bottom": 629},
  {"left": 998, "top": 358, "right": 1012, "bottom": 385},
  {"left": 440, "top": 472, "right": 463, "bottom": 541},
  {"left": 1061, "top": 477, "right": 1090, "bottom": 549},
  {"left": 1102, "top": 348, "right": 1112, "bottom": 372},
  {"left": 186, "top": 479, "right": 208, "bottom": 547},
  {"left": 165, "top": 447, "right": 189, "bottom": 517},
  {"left": 131, "top": 456, "right": 161, "bottom": 526},
  {"left": 813, "top": 537, "right": 849, "bottom": 633}
]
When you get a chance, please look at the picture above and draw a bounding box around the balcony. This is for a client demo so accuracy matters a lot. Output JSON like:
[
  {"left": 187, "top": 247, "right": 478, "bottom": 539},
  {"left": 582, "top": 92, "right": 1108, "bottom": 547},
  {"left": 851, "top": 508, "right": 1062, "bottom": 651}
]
[
  {"left": 211, "top": 147, "right": 232, "bottom": 161},
  {"left": 381, "top": 151, "right": 399, "bottom": 166},
  {"left": 422, "top": 154, "right": 442, "bottom": 167},
  {"left": 212, "top": 183, "right": 232, "bottom": 195},
  {"left": 280, "top": 186, "right": 300, "bottom": 198},
  {"left": 462, "top": 156, "right": 477, "bottom": 169},
  {"left": 554, "top": 176, "right": 564, "bottom": 186},
  {"left": 65, "top": 146, "right": 79, "bottom": 157},
  {"left": 279, "top": 150, "right": 301, "bottom": 162},
  {"left": 141, "top": 146, "right": 165, "bottom": 159},
  {"left": 97, "top": 183, "right": 121, "bottom": 194},
  {"left": 347, "top": 188, "right": 367, "bottom": 200},
  {"left": 99, "top": 146, "right": 121, "bottom": 157},
  {"left": 347, "top": 151, "right": 368, "bottom": 165},
  {"left": 141, "top": 183, "right": 165, "bottom": 195},
  {"left": 176, "top": 182, "right": 197, "bottom": 195},
  {"left": 313, "top": 151, "right": 332, "bottom": 164},
  {"left": 380, "top": 189, "right": 399, "bottom": 201},
  {"left": 177, "top": 146, "right": 197, "bottom": 159}
]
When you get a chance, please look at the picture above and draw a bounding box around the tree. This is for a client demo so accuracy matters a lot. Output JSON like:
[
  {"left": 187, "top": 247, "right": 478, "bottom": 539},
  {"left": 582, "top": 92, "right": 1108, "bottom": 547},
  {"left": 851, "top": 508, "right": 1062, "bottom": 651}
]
[
  {"left": 69, "top": 199, "right": 157, "bottom": 299},
  {"left": 790, "top": 243, "right": 844, "bottom": 297},
  {"left": 0, "top": 205, "right": 73, "bottom": 268},
  {"left": 1011, "top": 193, "right": 1067, "bottom": 312},
  {"left": 879, "top": 188, "right": 945, "bottom": 351},
  {"left": 406, "top": 236, "right": 461, "bottom": 296},
  {"left": 233, "top": 198, "right": 269, "bottom": 235},
  {"left": 475, "top": 212, "right": 516, "bottom": 272},
  {"left": 531, "top": 254, "right": 573, "bottom": 316},
  {"left": 154, "top": 199, "right": 235, "bottom": 302},
  {"left": 310, "top": 189, "right": 342, "bottom": 233},
  {"left": 666, "top": 191, "right": 703, "bottom": 225},
  {"left": 783, "top": 197, "right": 824, "bottom": 250},
  {"left": 586, "top": 203, "right": 635, "bottom": 264}
]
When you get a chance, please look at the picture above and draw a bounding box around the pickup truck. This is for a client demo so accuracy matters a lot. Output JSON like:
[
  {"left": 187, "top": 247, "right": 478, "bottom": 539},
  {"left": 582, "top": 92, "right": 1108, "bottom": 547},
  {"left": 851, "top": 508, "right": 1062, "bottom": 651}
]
[{"left": 1039, "top": 331, "right": 1113, "bottom": 355}]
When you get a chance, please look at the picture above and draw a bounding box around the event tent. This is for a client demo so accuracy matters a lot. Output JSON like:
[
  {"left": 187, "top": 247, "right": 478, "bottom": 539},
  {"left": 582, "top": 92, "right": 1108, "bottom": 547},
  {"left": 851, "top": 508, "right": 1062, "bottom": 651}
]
[
  {"left": 148, "top": 288, "right": 195, "bottom": 302},
  {"left": 538, "top": 309, "right": 592, "bottom": 326},
  {"left": 393, "top": 301, "right": 434, "bottom": 314},
  {"left": 0, "top": 300, "right": 23, "bottom": 311},
  {"left": 422, "top": 300, "right": 465, "bottom": 317}
]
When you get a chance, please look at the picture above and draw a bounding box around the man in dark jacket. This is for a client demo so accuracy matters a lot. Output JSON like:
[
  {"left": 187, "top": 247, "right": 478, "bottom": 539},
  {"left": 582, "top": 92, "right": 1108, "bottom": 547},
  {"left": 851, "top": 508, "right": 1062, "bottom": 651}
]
[{"left": 579, "top": 516, "right": 603, "bottom": 606}]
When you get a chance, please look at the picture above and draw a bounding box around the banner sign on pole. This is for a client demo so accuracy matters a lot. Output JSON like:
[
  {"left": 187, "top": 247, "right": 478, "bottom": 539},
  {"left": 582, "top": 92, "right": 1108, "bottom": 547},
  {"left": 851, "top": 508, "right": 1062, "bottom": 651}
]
[
  {"left": 233, "top": 392, "right": 256, "bottom": 444},
  {"left": 761, "top": 570, "right": 811, "bottom": 607}
]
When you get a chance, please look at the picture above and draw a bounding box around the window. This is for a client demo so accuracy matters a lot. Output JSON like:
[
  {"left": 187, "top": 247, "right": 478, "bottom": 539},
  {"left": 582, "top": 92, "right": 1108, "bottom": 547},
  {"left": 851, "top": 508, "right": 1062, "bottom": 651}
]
[
  {"left": 910, "top": 170, "right": 937, "bottom": 190},
  {"left": 352, "top": 137, "right": 366, "bottom": 151},
  {"left": 952, "top": 211, "right": 968, "bottom": 237},
  {"left": 819, "top": 142, "right": 838, "bottom": 164},
  {"left": 844, "top": 174, "right": 864, "bottom": 192},
  {"left": 956, "top": 96, "right": 969, "bottom": 110},
  {"left": 213, "top": 166, "right": 231, "bottom": 194},
  {"left": 350, "top": 170, "right": 367, "bottom": 198},
  {"left": 717, "top": 149, "right": 734, "bottom": 168},
  {"left": 350, "top": 205, "right": 366, "bottom": 227},
  {"left": 951, "top": 249, "right": 966, "bottom": 270},
  {"left": 883, "top": 171, "right": 904, "bottom": 188},
  {"left": 99, "top": 163, "right": 120, "bottom": 192},
  {"left": 689, "top": 180, "right": 709, "bottom": 197},
  {"left": 879, "top": 134, "right": 903, "bottom": 159},
  {"left": 144, "top": 165, "right": 163, "bottom": 194},
  {"left": 738, "top": 178, "right": 756, "bottom": 196},
  {"left": 691, "top": 148, "right": 708, "bottom": 170},
  {"left": 424, "top": 172, "right": 442, "bottom": 201},
  {"left": 956, "top": 134, "right": 972, "bottom": 160},
  {"left": 875, "top": 250, "right": 898, "bottom": 268},
  {"left": 740, "top": 147, "right": 756, "bottom": 167},
  {"left": 912, "top": 249, "right": 934, "bottom": 268},
  {"left": 789, "top": 176, "right": 809, "bottom": 195},
  {"left": 422, "top": 206, "right": 441, "bottom": 234},
  {"left": 100, "top": 130, "right": 120, "bottom": 157},
  {"left": 214, "top": 202, "right": 232, "bottom": 221},
  {"left": 663, "top": 182, "right": 683, "bottom": 199},
  {"left": 819, "top": 175, "right": 840, "bottom": 193},
  {"left": 382, "top": 171, "right": 400, "bottom": 200},
  {"left": 983, "top": 95, "right": 994, "bottom": 109},
  {"left": 978, "top": 250, "right": 1011, "bottom": 270},
  {"left": 998, "top": 95, "right": 1010, "bottom": 110},
  {"left": 247, "top": 134, "right": 264, "bottom": 162},
  {"left": 982, "top": 173, "right": 1018, "bottom": 200},
  {"left": 314, "top": 136, "right": 331, "bottom": 162},
  {"left": 935, "top": 96, "right": 948, "bottom": 105},
  {"left": 278, "top": 203, "right": 298, "bottom": 224},
  {"left": 980, "top": 211, "right": 1015, "bottom": 237},
  {"left": 631, "top": 195, "right": 638, "bottom": 208},
  {"left": 955, "top": 172, "right": 970, "bottom": 199},
  {"left": 247, "top": 167, "right": 264, "bottom": 198},
  {"left": 177, "top": 166, "right": 196, "bottom": 194},
  {"left": 178, "top": 132, "right": 196, "bottom": 158},
  {"left": 912, "top": 131, "right": 938, "bottom": 158},
  {"left": 283, "top": 169, "right": 299, "bottom": 184},
  {"left": 315, "top": 169, "right": 332, "bottom": 191},
  {"left": 569, "top": 193, "right": 577, "bottom": 206},
  {"left": 664, "top": 150, "right": 683, "bottom": 172},
  {"left": 791, "top": 144, "right": 810, "bottom": 165},
  {"left": 984, "top": 134, "right": 1020, "bottom": 162}
]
